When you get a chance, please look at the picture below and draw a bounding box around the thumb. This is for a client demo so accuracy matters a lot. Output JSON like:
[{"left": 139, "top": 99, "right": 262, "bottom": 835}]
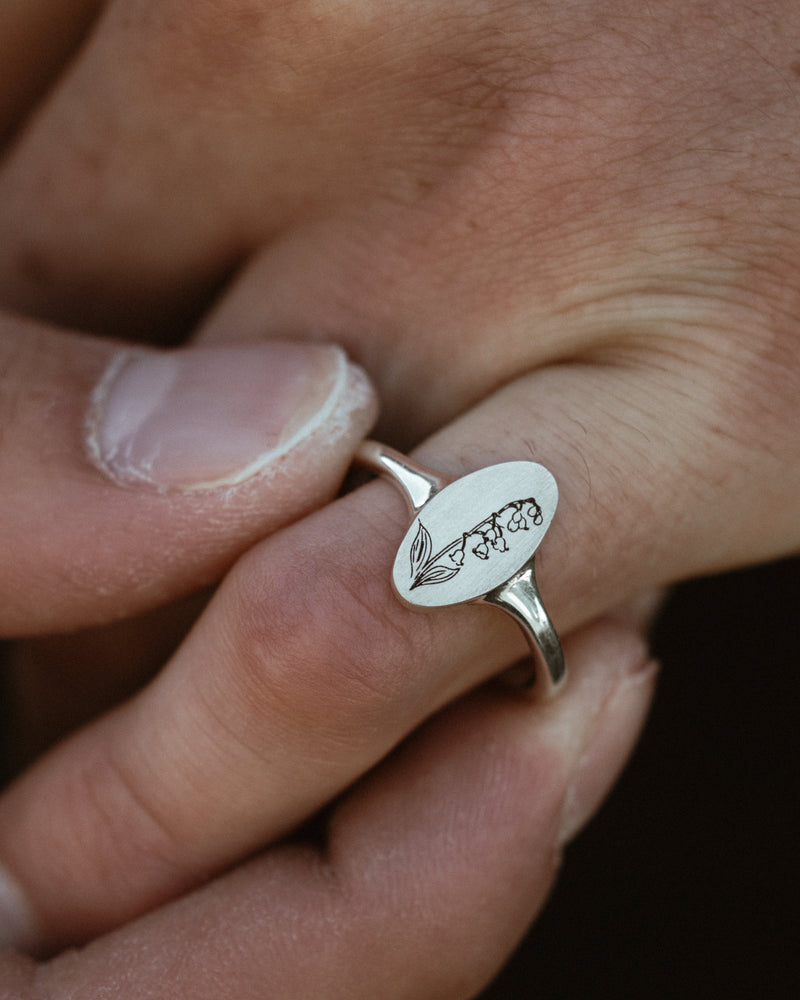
[{"left": 0, "top": 312, "right": 376, "bottom": 635}]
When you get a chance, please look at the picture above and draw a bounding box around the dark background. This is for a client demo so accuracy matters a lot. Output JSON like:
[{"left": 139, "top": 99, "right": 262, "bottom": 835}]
[{"left": 480, "top": 557, "right": 799, "bottom": 999}]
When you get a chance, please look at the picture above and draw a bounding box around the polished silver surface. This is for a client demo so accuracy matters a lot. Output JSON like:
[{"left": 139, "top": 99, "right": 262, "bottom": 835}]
[
  {"left": 355, "top": 440, "right": 448, "bottom": 515},
  {"left": 482, "top": 559, "right": 565, "bottom": 694},
  {"left": 355, "top": 440, "right": 565, "bottom": 695}
]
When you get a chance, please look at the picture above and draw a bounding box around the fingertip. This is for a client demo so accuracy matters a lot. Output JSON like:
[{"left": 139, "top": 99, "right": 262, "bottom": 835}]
[
  {"left": 0, "top": 325, "right": 378, "bottom": 634},
  {"left": 317, "top": 619, "right": 657, "bottom": 995},
  {"left": 0, "top": 863, "right": 37, "bottom": 956},
  {"left": 524, "top": 616, "right": 657, "bottom": 846},
  {"left": 557, "top": 656, "right": 658, "bottom": 845},
  {"left": 85, "top": 341, "right": 377, "bottom": 492}
]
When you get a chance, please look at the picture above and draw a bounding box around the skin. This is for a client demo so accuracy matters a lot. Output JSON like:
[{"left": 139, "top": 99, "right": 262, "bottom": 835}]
[{"left": 0, "top": 0, "right": 799, "bottom": 993}]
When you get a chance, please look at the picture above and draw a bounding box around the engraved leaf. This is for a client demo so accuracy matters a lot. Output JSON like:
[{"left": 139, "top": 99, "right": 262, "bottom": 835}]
[
  {"left": 412, "top": 562, "right": 461, "bottom": 589},
  {"left": 409, "top": 522, "right": 432, "bottom": 578}
]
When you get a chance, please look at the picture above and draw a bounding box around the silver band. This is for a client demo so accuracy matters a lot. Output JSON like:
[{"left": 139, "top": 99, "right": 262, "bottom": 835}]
[
  {"left": 355, "top": 440, "right": 446, "bottom": 515},
  {"left": 355, "top": 441, "right": 565, "bottom": 696}
]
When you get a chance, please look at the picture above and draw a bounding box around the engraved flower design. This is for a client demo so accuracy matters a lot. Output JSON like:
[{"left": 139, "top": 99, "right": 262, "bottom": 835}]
[
  {"left": 471, "top": 535, "right": 490, "bottom": 560},
  {"left": 485, "top": 522, "right": 508, "bottom": 552},
  {"left": 449, "top": 547, "right": 465, "bottom": 567},
  {"left": 507, "top": 507, "right": 528, "bottom": 532},
  {"left": 408, "top": 495, "right": 545, "bottom": 590},
  {"left": 526, "top": 501, "right": 544, "bottom": 526}
]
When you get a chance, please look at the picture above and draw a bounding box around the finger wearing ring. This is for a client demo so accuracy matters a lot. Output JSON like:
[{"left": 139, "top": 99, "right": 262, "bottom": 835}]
[{"left": 355, "top": 440, "right": 565, "bottom": 696}]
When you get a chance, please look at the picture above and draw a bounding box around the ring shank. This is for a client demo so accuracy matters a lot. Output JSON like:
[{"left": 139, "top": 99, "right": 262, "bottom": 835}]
[
  {"left": 482, "top": 557, "right": 566, "bottom": 696},
  {"left": 355, "top": 441, "right": 448, "bottom": 516}
]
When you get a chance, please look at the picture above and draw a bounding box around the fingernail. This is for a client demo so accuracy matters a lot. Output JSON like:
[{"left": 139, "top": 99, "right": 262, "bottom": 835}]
[
  {"left": 87, "top": 342, "right": 368, "bottom": 491},
  {"left": 558, "top": 657, "right": 658, "bottom": 845},
  {"left": 0, "top": 863, "right": 37, "bottom": 953}
]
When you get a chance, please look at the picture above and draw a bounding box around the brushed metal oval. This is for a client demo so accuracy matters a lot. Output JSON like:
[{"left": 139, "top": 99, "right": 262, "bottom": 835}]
[{"left": 392, "top": 461, "right": 558, "bottom": 608}]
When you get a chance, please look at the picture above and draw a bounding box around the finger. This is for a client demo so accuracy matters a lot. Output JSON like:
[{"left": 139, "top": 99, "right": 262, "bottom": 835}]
[
  {"left": 0, "top": 314, "right": 376, "bottom": 635},
  {"left": 5, "top": 592, "right": 208, "bottom": 771},
  {"left": 0, "top": 0, "right": 102, "bottom": 142},
  {"left": 3, "top": 0, "right": 798, "bottom": 403},
  {"left": 0, "top": 0, "right": 413, "bottom": 334},
  {"left": 6, "top": 619, "right": 656, "bottom": 994},
  {"left": 0, "top": 0, "right": 573, "bottom": 339},
  {"left": 2, "top": 339, "right": 796, "bottom": 950}
]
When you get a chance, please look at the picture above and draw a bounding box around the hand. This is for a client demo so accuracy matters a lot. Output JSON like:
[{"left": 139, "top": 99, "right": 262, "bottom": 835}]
[
  {"left": 0, "top": 313, "right": 378, "bottom": 934},
  {"left": 0, "top": 0, "right": 797, "bottom": 539},
  {"left": 0, "top": 316, "right": 655, "bottom": 994},
  {"left": 2, "top": 619, "right": 655, "bottom": 997}
]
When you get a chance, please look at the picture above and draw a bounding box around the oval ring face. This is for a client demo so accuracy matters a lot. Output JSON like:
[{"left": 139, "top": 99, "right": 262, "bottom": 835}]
[{"left": 392, "top": 462, "right": 558, "bottom": 608}]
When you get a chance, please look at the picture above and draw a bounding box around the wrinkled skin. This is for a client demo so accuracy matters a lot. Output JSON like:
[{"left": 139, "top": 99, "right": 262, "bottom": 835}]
[{"left": 0, "top": 1, "right": 798, "bottom": 996}]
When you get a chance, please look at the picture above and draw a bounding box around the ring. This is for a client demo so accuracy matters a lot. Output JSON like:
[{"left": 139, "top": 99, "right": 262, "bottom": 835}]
[{"left": 355, "top": 440, "right": 565, "bottom": 696}]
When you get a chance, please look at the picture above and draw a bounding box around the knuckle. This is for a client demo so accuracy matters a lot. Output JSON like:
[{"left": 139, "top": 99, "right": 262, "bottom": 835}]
[
  {"left": 220, "top": 506, "right": 435, "bottom": 751},
  {"left": 1, "top": 743, "right": 193, "bottom": 942},
  {"left": 73, "top": 744, "right": 192, "bottom": 891}
]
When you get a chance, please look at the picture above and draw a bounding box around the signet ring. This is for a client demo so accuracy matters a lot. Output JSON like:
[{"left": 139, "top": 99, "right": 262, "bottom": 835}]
[{"left": 355, "top": 441, "right": 565, "bottom": 696}]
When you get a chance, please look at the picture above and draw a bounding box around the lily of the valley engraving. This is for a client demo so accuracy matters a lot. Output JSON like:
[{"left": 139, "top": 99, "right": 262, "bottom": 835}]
[{"left": 409, "top": 498, "right": 544, "bottom": 590}]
